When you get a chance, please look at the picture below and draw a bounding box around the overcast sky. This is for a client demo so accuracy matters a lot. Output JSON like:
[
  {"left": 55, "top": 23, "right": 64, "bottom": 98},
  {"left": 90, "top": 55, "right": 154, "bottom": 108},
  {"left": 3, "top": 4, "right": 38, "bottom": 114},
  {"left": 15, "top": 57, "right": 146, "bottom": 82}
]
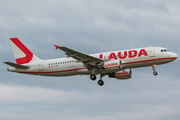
[{"left": 0, "top": 0, "right": 180, "bottom": 120}]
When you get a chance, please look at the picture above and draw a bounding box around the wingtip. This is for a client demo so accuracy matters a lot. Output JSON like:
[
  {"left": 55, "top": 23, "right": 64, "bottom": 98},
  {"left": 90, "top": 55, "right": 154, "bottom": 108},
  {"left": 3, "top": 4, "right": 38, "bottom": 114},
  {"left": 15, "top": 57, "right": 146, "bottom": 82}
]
[{"left": 54, "top": 45, "right": 60, "bottom": 50}]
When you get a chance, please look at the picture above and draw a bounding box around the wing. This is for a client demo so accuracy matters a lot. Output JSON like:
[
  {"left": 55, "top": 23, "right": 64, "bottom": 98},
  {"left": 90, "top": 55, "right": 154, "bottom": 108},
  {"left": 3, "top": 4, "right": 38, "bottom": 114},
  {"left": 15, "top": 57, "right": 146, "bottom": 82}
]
[{"left": 54, "top": 45, "right": 104, "bottom": 67}]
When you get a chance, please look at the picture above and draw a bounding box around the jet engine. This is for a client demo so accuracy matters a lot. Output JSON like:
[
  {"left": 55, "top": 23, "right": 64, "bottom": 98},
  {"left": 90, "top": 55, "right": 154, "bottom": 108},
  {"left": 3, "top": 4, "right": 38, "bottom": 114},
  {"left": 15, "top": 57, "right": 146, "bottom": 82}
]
[
  {"left": 98, "top": 60, "right": 122, "bottom": 71},
  {"left": 109, "top": 69, "right": 132, "bottom": 80}
]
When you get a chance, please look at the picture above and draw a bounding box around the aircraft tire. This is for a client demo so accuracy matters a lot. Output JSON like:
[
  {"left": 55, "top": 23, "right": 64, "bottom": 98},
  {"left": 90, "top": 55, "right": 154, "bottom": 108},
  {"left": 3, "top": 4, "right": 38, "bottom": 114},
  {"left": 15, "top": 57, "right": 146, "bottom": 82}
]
[
  {"left": 98, "top": 80, "right": 104, "bottom": 86},
  {"left": 90, "top": 74, "right": 96, "bottom": 80},
  {"left": 153, "top": 71, "right": 158, "bottom": 76}
]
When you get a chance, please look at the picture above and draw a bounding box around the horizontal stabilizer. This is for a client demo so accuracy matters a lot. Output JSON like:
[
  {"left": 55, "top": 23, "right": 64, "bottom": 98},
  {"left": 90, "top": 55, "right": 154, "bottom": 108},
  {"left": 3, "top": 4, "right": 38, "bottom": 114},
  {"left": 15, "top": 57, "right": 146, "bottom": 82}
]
[{"left": 4, "top": 62, "right": 29, "bottom": 69}]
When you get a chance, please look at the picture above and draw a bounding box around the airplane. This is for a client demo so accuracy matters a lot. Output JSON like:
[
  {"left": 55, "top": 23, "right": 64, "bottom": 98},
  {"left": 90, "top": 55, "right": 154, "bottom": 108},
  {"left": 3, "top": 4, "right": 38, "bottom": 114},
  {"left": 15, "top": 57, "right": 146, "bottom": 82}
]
[{"left": 4, "top": 38, "right": 177, "bottom": 86}]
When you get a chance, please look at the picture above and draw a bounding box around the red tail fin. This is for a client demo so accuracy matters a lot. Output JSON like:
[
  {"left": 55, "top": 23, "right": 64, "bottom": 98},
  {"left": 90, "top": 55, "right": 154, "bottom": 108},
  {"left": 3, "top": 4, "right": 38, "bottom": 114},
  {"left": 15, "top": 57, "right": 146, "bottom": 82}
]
[{"left": 9, "top": 38, "right": 40, "bottom": 64}]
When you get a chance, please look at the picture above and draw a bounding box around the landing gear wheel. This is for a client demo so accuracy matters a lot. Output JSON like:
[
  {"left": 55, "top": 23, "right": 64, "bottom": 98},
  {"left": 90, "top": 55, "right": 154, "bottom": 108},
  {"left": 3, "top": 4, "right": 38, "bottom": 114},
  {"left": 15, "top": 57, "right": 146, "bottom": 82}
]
[
  {"left": 153, "top": 71, "right": 158, "bottom": 76},
  {"left": 98, "top": 80, "right": 104, "bottom": 86},
  {"left": 90, "top": 74, "right": 96, "bottom": 80}
]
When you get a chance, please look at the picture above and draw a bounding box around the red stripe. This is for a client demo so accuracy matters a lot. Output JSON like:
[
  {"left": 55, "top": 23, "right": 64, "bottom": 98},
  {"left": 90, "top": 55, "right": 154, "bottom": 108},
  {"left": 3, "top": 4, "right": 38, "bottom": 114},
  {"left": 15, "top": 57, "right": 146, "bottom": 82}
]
[
  {"left": 19, "top": 57, "right": 177, "bottom": 74},
  {"left": 19, "top": 67, "right": 87, "bottom": 74},
  {"left": 122, "top": 57, "right": 177, "bottom": 65}
]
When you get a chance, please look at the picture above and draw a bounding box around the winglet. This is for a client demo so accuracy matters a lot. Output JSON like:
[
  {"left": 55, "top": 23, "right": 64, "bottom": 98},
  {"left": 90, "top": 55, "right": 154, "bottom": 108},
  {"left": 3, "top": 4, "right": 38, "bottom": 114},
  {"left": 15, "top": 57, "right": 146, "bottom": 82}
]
[{"left": 54, "top": 45, "right": 60, "bottom": 50}]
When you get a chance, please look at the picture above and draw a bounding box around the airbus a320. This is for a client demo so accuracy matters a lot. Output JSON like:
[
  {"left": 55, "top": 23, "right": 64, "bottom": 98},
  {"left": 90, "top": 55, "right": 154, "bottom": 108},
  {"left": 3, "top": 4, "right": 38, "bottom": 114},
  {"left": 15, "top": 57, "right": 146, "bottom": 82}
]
[{"left": 4, "top": 38, "right": 177, "bottom": 86}]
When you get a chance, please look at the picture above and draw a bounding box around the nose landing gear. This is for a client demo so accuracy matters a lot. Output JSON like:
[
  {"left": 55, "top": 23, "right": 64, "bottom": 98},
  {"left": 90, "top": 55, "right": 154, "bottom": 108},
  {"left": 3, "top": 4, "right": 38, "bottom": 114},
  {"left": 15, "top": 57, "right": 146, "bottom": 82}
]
[
  {"left": 153, "top": 71, "right": 158, "bottom": 76},
  {"left": 152, "top": 64, "right": 158, "bottom": 76}
]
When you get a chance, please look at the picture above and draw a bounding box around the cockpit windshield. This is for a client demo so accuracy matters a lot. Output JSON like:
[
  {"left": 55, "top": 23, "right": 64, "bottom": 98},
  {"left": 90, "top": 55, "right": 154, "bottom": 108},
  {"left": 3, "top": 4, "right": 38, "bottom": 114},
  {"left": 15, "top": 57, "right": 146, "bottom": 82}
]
[{"left": 161, "top": 49, "right": 170, "bottom": 52}]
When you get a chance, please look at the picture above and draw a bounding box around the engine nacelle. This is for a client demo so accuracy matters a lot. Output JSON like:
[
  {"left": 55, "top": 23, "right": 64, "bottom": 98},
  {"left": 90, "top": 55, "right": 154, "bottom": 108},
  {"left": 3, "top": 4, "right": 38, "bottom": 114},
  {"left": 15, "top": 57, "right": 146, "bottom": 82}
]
[
  {"left": 109, "top": 69, "right": 132, "bottom": 80},
  {"left": 99, "top": 60, "right": 121, "bottom": 71}
]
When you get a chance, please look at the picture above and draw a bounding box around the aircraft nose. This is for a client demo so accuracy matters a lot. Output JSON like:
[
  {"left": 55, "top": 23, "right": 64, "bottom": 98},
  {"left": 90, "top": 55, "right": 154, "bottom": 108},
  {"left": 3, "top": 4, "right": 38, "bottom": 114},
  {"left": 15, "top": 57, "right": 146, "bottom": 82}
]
[{"left": 171, "top": 52, "right": 177, "bottom": 59}]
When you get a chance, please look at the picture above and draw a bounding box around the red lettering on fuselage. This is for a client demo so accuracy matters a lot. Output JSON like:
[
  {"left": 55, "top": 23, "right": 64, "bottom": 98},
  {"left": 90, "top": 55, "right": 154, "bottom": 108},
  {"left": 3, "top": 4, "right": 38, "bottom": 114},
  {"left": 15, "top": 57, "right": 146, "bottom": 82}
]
[
  {"left": 109, "top": 53, "right": 118, "bottom": 60},
  {"left": 138, "top": 49, "right": 148, "bottom": 57},
  {"left": 118, "top": 51, "right": 127, "bottom": 59},
  {"left": 99, "top": 54, "right": 103, "bottom": 59},
  {"left": 129, "top": 50, "right": 137, "bottom": 58},
  {"left": 99, "top": 49, "right": 148, "bottom": 60}
]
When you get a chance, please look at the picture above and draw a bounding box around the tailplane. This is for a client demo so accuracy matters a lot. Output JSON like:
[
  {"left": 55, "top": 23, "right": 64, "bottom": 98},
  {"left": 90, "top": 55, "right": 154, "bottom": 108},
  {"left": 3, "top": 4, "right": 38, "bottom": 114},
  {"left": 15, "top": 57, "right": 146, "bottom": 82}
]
[
  {"left": 9, "top": 38, "right": 41, "bottom": 64},
  {"left": 4, "top": 62, "right": 29, "bottom": 70}
]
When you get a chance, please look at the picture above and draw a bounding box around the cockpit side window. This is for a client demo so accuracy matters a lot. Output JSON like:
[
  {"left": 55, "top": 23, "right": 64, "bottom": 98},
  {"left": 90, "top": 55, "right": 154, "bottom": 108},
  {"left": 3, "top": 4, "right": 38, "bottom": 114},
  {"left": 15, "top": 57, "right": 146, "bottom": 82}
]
[
  {"left": 161, "top": 49, "right": 169, "bottom": 52},
  {"left": 164, "top": 49, "right": 169, "bottom": 52}
]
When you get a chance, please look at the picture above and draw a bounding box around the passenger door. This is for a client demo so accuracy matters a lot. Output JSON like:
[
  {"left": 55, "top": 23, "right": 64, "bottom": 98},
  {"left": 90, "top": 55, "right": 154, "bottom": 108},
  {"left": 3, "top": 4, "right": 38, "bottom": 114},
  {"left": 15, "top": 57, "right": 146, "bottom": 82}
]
[{"left": 149, "top": 47, "right": 155, "bottom": 57}]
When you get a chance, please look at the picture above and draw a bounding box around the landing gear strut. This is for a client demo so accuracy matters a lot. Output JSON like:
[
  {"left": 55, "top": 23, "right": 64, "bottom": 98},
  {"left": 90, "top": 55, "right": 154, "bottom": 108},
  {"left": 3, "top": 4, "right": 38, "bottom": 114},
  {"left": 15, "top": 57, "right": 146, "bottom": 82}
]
[
  {"left": 98, "top": 74, "right": 105, "bottom": 86},
  {"left": 152, "top": 64, "right": 158, "bottom": 76}
]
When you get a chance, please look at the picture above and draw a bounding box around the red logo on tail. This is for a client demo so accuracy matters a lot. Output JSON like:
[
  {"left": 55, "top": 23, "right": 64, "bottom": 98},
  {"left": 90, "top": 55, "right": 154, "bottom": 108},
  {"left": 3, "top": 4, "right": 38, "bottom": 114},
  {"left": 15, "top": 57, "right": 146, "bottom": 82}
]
[{"left": 10, "top": 38, "right": 33, "bottom": 64}]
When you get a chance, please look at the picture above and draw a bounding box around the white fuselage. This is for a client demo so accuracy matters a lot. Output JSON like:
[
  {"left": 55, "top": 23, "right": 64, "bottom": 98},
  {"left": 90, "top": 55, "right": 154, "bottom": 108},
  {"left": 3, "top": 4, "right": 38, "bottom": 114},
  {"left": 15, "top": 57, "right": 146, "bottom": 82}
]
[{"left": 8, "top": 47, "right": 177, "bottom": 76}]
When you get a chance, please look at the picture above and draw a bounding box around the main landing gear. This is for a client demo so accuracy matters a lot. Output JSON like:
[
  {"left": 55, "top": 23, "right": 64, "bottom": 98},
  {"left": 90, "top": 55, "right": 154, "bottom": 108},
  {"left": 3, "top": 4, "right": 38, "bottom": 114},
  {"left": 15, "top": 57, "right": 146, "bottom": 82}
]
[
  {"left": 90, "top": 74, "right": 105, "bottom": 86},
  {"left": 152, "top": 64, "right": 158, "bottom": 76},
  {"left": 98, "top": 74, "right": 105, "bottom": 86},
  {"left": 90, "top": 74, "right": 96, "bottom": 80}
]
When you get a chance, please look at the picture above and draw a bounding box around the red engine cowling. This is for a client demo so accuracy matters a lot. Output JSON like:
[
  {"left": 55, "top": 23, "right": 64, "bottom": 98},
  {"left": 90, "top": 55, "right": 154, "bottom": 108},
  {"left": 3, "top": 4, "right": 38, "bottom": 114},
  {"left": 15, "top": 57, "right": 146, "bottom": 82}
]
[
  {"left": 109, "top": 69, "right": 132, "bottom": 80},
  {"left": 102, "top": 60, "right": 122, "bottom": 71}
]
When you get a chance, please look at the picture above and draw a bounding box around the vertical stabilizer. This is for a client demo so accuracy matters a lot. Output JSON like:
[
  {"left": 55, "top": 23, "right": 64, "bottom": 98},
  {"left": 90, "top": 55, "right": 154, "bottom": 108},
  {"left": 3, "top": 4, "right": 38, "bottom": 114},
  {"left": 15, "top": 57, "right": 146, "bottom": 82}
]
[{"left": 9, "top": 38, "right": 41, "bottom": 64}]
